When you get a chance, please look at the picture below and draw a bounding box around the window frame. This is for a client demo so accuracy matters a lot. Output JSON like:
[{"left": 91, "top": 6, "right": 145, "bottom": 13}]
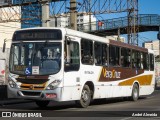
[
  {"left": 81, "top": 39, "right": 94, "bottom": 65},
  {"left": 64, "top": 40, "right": 80, "bottom": 72},
  {"left": 149, "top": 53, "right": 154, "bottom": 71},
  {"left": 109, "top": 45, "right": 120, "bottom": 67},
  {"left": 94, "top": 42, "right": 103, "bottom": 66},
  {"left": 121, "top": 47, "right": 131, "bottom": 68}
]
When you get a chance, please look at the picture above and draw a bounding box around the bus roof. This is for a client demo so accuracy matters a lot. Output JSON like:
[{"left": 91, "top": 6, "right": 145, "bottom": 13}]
[
  {"left": 15, "top": 27, "right": 109, "bottom": 43},
  {"left": 64, "top": 28, "right": 109, "bottom": 43},
  {"left": 15, "top": 27, "right": 152, "bottom": 53}
]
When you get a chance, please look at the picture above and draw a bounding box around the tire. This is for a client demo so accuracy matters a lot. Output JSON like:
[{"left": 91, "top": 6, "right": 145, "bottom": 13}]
[
  {"left": 75, "top": 85, "right": 91, "bottom": 108},
  {"left": 35, "top": 100, "right": 50, "bottom": 108},
  {"left": 131, "top": 83, "right": 139, "bottom": 101}
]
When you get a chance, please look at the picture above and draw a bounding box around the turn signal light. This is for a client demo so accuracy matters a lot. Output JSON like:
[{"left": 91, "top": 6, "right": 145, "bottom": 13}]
[{"left": 45, "top": 93, "right": 57, "bottom": 99}]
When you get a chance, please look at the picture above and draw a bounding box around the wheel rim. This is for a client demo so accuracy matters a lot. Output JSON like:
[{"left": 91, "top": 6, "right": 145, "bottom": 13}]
[
  {"left": 82, "top": 89, "right": 89, "bottom": 102},
  {"left": 133, "top": 87, "right": 138, "bottom": 99}
]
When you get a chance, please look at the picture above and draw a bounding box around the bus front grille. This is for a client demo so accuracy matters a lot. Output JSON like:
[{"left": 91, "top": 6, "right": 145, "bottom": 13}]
[{"left": 21, "top": 91, "right": 41, "bottom": 96}]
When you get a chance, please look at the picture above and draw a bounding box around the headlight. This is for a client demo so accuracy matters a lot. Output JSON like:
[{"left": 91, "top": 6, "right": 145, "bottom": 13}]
[
  {"left": 8, "top": 79, "right": 17, "bottom": 88},
  {"left": 46, "top": 80, "right": 61, "bottom": 90}
]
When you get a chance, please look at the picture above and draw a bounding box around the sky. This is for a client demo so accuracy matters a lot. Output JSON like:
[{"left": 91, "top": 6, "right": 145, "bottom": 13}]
[
  {"left": 12, "top": 0, "right": 160, "bottom": 46},
  {"left": 138, "top": 0, "right": 160, "bottom": 45},
  {"left": 95, "top": 0, "right": 160, "bottom": 46},
  {"left": 127, "top": 0, "right": 159, "bottom": 46},
  {"left": 69, "top": 0, "right": 160, "bottom": 46},
  {"left": 2, "top": 0, "right": 159, "bottom": 46}
]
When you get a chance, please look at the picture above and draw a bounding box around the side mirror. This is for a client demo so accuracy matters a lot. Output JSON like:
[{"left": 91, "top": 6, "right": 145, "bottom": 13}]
[{"left": 2, "top": 39, "right": 6, "bottom": 53}]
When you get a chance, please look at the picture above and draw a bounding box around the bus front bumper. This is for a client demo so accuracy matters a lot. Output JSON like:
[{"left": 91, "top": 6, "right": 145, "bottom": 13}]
[{"left": 8, "top": 86, "right": 62, "bottom": 101}]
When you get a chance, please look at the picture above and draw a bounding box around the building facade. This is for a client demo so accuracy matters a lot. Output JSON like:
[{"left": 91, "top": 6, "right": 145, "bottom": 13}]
[
  {"left": 143, "top": 40, "right": 160, "bottom": 56},
  {"left": 106, "top": 35, "right": 125, "bottom": 43},
  {"left": 13, "top": 0, "right": 42, "bottom": 28},
  {"left": 49, "top": 12, "right": 97, "bottom": 31}
]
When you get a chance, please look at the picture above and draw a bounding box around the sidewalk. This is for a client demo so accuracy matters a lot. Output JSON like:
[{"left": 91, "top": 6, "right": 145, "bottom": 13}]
[{"left": 0, "top": 99, "right": 33, "bottom": 106}]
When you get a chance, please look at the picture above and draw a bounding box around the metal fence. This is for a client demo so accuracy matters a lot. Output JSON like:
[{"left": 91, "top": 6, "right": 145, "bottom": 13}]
[{"left": 79, "top": 14, "right": 160, "bottom": 32}]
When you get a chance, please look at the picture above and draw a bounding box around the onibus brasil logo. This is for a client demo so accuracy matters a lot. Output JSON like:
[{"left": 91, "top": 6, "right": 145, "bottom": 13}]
[{"left": 102, "top": 68, "right": 121, "bottom": 78}]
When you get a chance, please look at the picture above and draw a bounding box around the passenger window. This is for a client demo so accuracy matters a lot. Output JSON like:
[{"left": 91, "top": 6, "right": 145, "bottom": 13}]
[
  {"left": 140, "top": 53, "right": 144, "bottom": 69},
  {"left": 142, "top": 53, "right": 149, "bottom": 70},
  {"left": 102, "top": 44, "right": 108, "bottom": 66},
  {"left": 137, "top": 52, "right": 141, "bottom": 69},
  {"left": 150, "top": 54, "right": 154, "bottom": 71},
  {"left": 132, "top": 50, "right": 137, "bottom": 68},
  {"left": 132, "top": 51, "right": 142, "bottom": 69},
  {"left": 109, "top": 45, "right": 120, "bottom": 66},
  {"left": 121, "top": 48, "right": 131, "bottom": 67},
  {"left": 81, "top": 39, "right": 94, "bottom": 65},
  {"left": 94, "top": 42, "right": 102, "bottom": 66},
  {"left": 64, "top": 41, "right": 80, "bottom": 71}
]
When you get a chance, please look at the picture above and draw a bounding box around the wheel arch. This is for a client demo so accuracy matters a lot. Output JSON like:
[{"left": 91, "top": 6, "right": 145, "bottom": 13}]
[{"left": 132, "top": 81, "right": 140, "bottom": 90}]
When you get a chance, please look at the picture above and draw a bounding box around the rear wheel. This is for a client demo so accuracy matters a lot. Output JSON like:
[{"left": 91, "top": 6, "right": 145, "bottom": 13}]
[
  {"left": 131, "top": 83, "right": 139, "bottom": 101},
  {"left": 35, "top": 100, "right": 50, "bottom": 108},
  {"left": 75, "top": 85, "right": 91, "bottom": 108}
]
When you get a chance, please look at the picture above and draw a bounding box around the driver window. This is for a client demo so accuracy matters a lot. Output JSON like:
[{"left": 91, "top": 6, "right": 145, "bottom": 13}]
[
  {"left": 65, "top": 41, "right": 80, "bottom": 71},
  {"left": 13, "top": 46, "right": 19, "bottom": 65}
]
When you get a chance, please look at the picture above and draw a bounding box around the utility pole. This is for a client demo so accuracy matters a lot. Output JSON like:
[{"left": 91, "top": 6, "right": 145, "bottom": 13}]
[
  {"left": 89, "top": 0, "right": 91, "bottom": 31},
  {"left": 117, "top": 28, "right": 120, "bottom": 41},
  {"left": 70, "top": 0, "right": 77, "bottom": 30},
  {"left": 127, "top": 0, "right": 138, "bottom": 45},
  {"left": 42, "top": 0, "right": 49, "bottom": 27}
]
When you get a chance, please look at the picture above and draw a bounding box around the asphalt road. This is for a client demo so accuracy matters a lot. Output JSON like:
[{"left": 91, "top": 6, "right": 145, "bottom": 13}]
[{"left": 0, "top": 88, "right": 160, "bottom": 120}]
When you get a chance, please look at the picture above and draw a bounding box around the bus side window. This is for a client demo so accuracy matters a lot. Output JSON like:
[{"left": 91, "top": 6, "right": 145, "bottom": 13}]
[
  {"left": 132, "top": 50, "right": 137, "bottom": 68},
  {"left": 143, "top": 53, "right": 149, "bottom": 70},
  {"left": 94, "top": 42, "right": 102, "bottom": 66},
  {"left": 121, "top": 48, "right": 131, "bottom": 67},
  {"left": 137, "top": 52, "right": 141, "bottom": 69},
  {"left": 64, "top": 41, "right": 80, "bottom": 71},
  {"left": 81, "top": 39, "right": 94, "bottom": 65},
  {"left": 140, "top": 53, "right": 144, "bottom": 69},
  {"left": 150, "top": 54, "right": 154, "bottom": 71},
  {"left": 109, "top": 45, "right": 120, "bottom": 66},
  {"left": 102, "top": 44, "right": 108, "bottom": 66}
]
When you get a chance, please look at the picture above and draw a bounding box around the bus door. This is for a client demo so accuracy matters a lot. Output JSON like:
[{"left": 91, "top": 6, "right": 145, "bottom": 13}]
[{"left": 63, "top": 39, "right": 81, "bottom": 100}]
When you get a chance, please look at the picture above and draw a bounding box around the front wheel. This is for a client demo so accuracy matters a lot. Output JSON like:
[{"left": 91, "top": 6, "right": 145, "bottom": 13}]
[
  {"left": 35, "top": 100, "right": 50, "bottom": 108},
  {"left": 130, "top": 83, "right": 139, "bottom": 101},
  {"left": 75, "top": 85, "right": 91, "bottom": 108}
]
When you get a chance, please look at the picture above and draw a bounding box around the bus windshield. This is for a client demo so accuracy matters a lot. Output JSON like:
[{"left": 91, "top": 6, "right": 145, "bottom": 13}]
[{"left": 9, "top": 42, "right": 61, "bottom": 75}]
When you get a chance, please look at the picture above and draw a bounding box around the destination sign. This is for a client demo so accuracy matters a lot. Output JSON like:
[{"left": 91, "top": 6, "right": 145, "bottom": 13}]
[
  {"left": 14, "top": 65, "right": 26, "bottom": 71},
  {"left": 12, "top": 29, "right": 62, "bottom": 41}
]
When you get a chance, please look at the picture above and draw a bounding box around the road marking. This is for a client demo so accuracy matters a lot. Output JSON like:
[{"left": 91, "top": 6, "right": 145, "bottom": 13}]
[{"left": 120, "top": 117, "right": 133, "bottom": 120}]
